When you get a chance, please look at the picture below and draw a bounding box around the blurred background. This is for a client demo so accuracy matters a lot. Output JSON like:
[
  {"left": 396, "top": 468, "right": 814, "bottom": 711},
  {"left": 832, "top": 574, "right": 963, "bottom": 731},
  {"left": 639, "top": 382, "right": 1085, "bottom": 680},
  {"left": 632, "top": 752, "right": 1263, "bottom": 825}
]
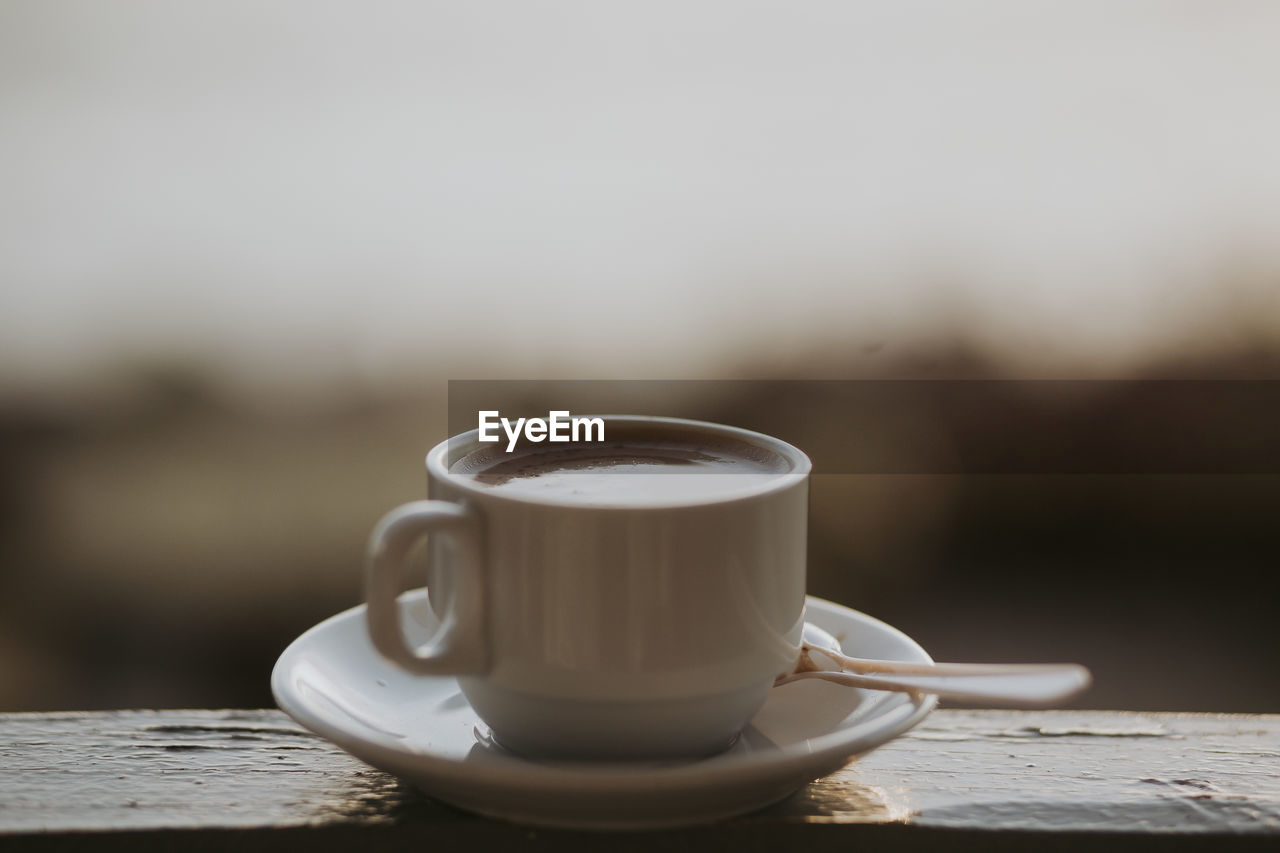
[{"left": 2, "top": 2, "right": 1278, "bottom": 713}]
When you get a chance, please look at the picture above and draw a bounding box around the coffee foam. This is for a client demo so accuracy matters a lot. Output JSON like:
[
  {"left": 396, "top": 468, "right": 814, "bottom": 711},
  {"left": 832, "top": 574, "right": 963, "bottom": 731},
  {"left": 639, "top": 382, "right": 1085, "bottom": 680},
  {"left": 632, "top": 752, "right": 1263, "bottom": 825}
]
[{"left": 450, "top": 431, "right": 792, "bottom": 506}]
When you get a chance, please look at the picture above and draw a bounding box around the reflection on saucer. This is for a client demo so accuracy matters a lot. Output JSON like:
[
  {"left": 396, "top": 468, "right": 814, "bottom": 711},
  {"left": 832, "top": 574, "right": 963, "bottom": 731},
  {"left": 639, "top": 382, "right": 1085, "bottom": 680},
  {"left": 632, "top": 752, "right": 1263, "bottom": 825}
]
[{"left": 466, "top": 723, "right": 744, "bottom": 771}]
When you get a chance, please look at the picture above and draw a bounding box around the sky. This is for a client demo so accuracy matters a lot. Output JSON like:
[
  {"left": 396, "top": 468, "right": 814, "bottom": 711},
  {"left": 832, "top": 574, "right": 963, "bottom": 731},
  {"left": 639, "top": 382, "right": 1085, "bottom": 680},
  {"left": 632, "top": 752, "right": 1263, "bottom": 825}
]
[{"left": 3, "top": 2, "right": 1280, "bottom": 401}]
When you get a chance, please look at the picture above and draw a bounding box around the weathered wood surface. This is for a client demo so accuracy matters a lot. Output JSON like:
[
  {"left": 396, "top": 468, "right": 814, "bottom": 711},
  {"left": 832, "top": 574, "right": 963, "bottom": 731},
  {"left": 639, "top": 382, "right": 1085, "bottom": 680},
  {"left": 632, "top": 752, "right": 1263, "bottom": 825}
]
[{"left": 2, "top": 709, "right": 1277, "bottom": 851}]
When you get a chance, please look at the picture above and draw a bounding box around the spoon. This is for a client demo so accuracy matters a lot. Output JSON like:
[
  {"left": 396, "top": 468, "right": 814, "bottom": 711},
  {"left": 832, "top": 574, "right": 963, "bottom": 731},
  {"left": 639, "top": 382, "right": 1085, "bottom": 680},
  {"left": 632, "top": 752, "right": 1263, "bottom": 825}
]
[{"left": 776, "top": 623, "right": 1092, "bottom": 707}]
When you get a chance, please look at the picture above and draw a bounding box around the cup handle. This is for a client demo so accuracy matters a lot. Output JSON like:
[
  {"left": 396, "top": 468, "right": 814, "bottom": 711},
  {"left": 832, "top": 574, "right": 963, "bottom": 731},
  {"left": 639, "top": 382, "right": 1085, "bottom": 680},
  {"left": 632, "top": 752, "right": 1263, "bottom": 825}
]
[{"left": 364, "top": 500, "right": 488, "bottom": 675}]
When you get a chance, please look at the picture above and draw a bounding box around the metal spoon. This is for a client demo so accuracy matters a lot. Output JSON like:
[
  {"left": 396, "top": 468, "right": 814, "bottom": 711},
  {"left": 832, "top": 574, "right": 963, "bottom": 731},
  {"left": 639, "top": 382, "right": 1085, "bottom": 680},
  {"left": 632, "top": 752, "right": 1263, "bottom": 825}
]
[{"left": 777, "top": 623, "right": 1092, "bottom": 707}]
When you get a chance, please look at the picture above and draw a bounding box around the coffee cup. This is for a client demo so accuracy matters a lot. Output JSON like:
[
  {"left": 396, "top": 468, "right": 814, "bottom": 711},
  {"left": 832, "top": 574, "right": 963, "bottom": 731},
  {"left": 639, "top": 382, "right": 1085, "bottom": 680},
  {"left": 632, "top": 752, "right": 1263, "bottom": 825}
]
[{"left": 364, "top": 415, "right": 810, "bottom": 760}]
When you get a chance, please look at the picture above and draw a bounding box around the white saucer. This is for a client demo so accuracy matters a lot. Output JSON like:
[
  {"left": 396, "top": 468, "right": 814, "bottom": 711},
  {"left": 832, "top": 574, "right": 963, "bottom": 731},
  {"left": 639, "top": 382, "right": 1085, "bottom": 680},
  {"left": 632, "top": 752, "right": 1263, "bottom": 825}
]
[{"left": 271, "top": 592, "right": 936, "bottom": 830}]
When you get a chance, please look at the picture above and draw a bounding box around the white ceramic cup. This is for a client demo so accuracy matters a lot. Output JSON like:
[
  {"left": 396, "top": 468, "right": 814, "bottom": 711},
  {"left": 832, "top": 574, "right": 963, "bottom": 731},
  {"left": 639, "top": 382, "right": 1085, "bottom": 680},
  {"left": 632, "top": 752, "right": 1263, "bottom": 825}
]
[{"left": 365, "top": 415, "right": 810, "bottom": 760}]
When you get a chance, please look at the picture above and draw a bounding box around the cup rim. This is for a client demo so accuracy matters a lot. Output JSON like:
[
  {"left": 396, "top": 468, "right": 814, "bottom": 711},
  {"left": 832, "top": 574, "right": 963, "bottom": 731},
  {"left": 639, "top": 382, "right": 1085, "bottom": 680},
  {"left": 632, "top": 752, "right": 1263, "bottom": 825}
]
[{"left": 426, "top": 414, "right": 811, "bottom": 510}]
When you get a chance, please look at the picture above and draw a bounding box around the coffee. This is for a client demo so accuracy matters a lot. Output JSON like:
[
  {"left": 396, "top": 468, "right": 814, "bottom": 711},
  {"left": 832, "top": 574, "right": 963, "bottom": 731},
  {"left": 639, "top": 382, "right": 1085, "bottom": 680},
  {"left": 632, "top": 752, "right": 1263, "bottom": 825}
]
[{"left": 450, "top": 426, "right": 793, "bottom": 506}]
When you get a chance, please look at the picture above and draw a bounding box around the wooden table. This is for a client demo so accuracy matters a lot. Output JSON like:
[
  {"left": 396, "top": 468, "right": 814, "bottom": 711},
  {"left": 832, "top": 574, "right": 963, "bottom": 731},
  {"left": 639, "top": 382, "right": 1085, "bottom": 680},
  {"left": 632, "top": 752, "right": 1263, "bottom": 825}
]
[{"left": 2, "top": 709, "right": 1277, "bottom": 851}]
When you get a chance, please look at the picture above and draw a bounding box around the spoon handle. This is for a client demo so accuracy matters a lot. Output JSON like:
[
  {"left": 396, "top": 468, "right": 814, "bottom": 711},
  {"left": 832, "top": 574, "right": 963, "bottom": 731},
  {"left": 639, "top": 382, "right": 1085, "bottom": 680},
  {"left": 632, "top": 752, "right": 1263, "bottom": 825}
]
[
  {"left": 776, "top": 662, "right": 1091, "bottom": 706},
  {"left": 823, "top": 645, "right": 1083, "bottom": 678}
]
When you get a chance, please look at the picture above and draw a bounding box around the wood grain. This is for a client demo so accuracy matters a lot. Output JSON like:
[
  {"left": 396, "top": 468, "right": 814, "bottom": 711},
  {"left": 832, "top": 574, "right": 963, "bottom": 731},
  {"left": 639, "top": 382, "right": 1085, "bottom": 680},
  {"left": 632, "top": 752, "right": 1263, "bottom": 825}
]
[{"left": 2, "top": 709, "right": 1277, "bottom": 850}]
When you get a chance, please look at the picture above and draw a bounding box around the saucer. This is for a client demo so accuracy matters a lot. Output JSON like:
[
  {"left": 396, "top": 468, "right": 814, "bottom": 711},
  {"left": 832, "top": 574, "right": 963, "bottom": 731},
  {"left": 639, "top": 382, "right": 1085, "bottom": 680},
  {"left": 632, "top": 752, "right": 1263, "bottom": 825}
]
[{"left": 271, "top": 592, "right": 936, "bottom": 830}]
